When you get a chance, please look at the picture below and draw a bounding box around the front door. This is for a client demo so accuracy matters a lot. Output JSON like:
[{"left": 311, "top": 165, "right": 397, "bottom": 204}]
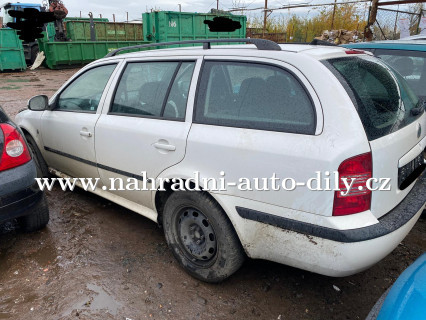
[
  {"left": 94, "top": 58, "right": 200, "bottom": 208},
  {"left": 40, "top": 63, "right": 118, "bottom": 179}
]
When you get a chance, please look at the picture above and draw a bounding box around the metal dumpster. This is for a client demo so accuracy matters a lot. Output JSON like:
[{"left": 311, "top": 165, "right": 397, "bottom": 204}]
[
  {"left": 38, "top": 36, "right": 150, "bottom": 69},
  {"left": 63, "top": 17, "right": 109, "bottom": 22},
  {"left": 46, "top": 17, "right": 110, "bottom": 42},
  {"left": 65, "top": 21, "right": 143, "bottom": 42},
  {"left": 142, "top": 11, "right": 246, "bottom": 45},
  {"left": 0, "top": 29, "right": 26, "bottom": 72}
]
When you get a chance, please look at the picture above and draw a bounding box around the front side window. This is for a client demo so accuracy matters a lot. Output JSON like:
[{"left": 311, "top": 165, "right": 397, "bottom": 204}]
[
  {"left": 56, "top": 64, "right": 117, "bottom": 112},
  {"left": 194, "top": 61, "right": 316, "bottom": 134},
  {"left": 375, "top": 49, "right": 426, "bottom": 99},
  {"left": 110, "top": 61, "right": 195, "bottom": 120}
]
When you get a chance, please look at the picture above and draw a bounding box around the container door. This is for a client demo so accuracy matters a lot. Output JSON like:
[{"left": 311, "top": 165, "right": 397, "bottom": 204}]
[
  {"left": 40, "top": 63, "right": 118, "bottom": 180},
  {"left": 94, "top": 58, "right": 200, "bottom": 208}
]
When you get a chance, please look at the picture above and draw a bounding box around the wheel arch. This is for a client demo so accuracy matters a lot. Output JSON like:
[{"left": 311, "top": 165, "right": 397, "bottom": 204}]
[{"left": 154, "top": 179, "right": 207, "bottom": 226}]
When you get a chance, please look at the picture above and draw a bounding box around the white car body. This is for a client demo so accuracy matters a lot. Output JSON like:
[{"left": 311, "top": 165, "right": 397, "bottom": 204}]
[{"left": 16, "top": 42, "right": 426, "bottom": 278}]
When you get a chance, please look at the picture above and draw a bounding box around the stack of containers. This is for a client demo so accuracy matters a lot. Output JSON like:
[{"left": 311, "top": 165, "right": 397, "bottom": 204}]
[
  {"left": 142, "top": 11, "right": 247, "bottom": 46},
  {"left": 0, "top": 29, "right": 26, "bottom": 72},
  {"left": 39, "top": 19, "right": 149, "bottom": 69},
  {"left": 38, "top": 11, "right": 247, "bottom": 69}
]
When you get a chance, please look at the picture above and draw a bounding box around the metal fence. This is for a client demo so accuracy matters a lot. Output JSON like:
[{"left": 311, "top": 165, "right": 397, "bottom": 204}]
[
  {"left": 372, "top": 7, "right": 425, "bottom": 40},
  {"left": 246, "top": 27, "right": 287, "bottom": 43}
]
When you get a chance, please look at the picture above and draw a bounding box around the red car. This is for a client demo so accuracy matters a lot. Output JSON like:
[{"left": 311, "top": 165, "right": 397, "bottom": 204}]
[{"left": 0, "top": 106, "right": 49, "bottom": 231}]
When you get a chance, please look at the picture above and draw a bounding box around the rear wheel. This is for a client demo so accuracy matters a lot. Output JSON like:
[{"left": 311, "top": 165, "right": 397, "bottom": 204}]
[
  {"left": 163, "top": 191, "right": 245, "bottom": 283},
  {"left": 18, "top": 194, "right": 50, "bottom": 232}
]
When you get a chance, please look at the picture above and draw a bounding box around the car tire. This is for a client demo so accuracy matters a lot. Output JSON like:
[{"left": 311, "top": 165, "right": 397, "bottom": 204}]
[
  {"left": 18, "top": 194, "right": 50, "bottom": 232},
  {"left": 163, "top": 191, "right": 245, "bottom": 283},
  {"left": 25, "top": 134, "right": 49, "bottom": 178}
]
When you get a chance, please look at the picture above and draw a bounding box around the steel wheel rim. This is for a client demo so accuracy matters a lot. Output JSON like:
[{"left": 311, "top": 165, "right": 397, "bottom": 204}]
[{"left": 175, "top": 207, "right": 217, "bottom": 264}]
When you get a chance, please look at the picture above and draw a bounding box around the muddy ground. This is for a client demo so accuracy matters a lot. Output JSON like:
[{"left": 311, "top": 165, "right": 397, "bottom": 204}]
[{"left": 0, "top": 68, "right": 425, "bottom": 320}]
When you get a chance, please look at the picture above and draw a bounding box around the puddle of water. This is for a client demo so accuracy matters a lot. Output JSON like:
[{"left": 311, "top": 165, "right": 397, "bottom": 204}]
[
  {"left": 29, "top": 244, "right": 57, "bottom": 267},
  {"left": 87, "top": 284, "right": 121, "bottom": 315},
  {"left": 0, "top": 292, "right": 39, "bottom": 319},
  {"left": 61, "top": 283, "right": 122, "bottom": 317}
]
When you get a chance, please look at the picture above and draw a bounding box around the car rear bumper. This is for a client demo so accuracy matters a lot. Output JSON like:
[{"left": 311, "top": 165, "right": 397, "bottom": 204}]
[
  {"left": 0, "top": 160, "right": 43, "bottom": 223},
  {"left": 228, "top": 172, "right": 426, "bottom": 277}
]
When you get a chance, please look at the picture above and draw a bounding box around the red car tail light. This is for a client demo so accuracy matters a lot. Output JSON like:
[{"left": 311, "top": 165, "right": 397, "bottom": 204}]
[
  {"left": 0, "top": 123, "right": 31, "bottom": 172},
  {"left": 345, "top": 49, "right": 365, "bottom": 55},
  {"left": 345, "top": 49, "right": 365, "bottom": 54},
  {"left": 333, "top": 152, "right": 372, "bottom": 216}
]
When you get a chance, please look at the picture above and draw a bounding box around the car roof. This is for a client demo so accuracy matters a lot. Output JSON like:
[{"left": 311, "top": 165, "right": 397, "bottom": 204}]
[
  {"left": 400, "top": 35, "right": 426, "bottom": 41},
  {"left": 343, "top": 40, "right": 426, "bottom": 51},
  {"left": 100, "top": 43, "right": 360, "bottom": 63}
]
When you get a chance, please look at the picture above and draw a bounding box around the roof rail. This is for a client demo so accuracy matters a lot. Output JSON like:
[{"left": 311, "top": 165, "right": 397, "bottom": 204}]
[
  {"left": 105, "top": 38, "right": 281, "bottom": 57},
  {"left": 309, "top": 39, "right": 337, "bottom": 46}
]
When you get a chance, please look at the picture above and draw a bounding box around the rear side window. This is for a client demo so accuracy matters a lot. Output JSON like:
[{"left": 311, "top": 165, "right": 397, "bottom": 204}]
[
  {"left": 194, "top": 61, "right": 316, "bottom": 135},
  {"left": 110, "top": 61, "right": 195, "bottom": 120},
  {"left": 375, "top": 49, "right": 426, "bottom": 99},
  {"left": 324, "top": 56, "right": 421, "bottom": 141}
]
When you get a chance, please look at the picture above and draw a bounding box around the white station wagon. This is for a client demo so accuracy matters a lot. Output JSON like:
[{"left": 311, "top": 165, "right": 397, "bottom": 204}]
[{"left": 16, "top": 39, "right": 426, "bottom": 282}]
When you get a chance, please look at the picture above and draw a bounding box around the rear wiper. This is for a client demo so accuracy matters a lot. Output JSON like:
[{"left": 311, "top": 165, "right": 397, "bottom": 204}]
[{"left": 411, "top": 99, "right": 426, "bottom": 116}]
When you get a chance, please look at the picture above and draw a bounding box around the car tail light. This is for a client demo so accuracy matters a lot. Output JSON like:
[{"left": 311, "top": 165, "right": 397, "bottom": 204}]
[
  {"left": 345, "top": 49, "right": 365, "bottom": 55},
  {"left": 333, "top": 152, "right": 372, "bottom": 216},
  {"left": 0, "top": 123, "right": 31, "bottom": 171}
]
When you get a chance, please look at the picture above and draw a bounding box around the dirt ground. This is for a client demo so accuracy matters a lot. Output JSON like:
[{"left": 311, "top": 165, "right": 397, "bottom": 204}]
[{"left": 0, "top": 67, "right": 425, "bottom": 320}]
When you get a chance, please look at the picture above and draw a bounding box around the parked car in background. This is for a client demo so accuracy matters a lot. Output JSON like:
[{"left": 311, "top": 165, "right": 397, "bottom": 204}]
[
  {"left": 0, "top": 106, "right": 49, "bottom": 231},
  {"left": 15, "top": 39, "right": 426, "bottom": 282},
  {"left": 400, "top": 35, "right": 426, "bottom": 41},
  {"left": 367, "top": 253, "right": 426, "bottom": 320},
  {"left": 343, "top": 41, "right": 426, "bottom": 100}
]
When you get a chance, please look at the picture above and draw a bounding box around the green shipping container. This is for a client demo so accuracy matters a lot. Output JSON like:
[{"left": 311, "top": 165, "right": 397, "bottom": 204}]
[
  {"left": 46, "top": 17, "right": 110, "bottom": 42},
  {"left": 63, "top": 17, "right": 109, "bottom": 22},
  {"left": 38, "top": 37, "right": 150, "bottom": 69},
  {"left": 0, "top": 29, "right": 26, "bottom": 72},
  {"left": 142, "top": 11, "right": 246, "bottom": 45},
  {"left": 46, "top": 22, "right": 57, "bottom": 42},
  {"left": 65, "top": 21, "right": 143, "bottom": 42}
]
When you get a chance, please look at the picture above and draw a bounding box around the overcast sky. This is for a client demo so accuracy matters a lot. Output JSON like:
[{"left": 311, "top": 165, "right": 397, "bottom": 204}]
[
  {"left": 10, "top": 0, "right": 353, "bottom": 21},
  {"left": 15, "top": 0, "right": 415, "bottom": 22}
]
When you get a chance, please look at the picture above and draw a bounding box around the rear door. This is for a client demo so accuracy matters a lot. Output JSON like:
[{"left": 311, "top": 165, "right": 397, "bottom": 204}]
[
  {"left": 184, "top": 57, "right": 325, "bottom": 214},
  {"left": 325, "top": 55, "right": 426, "bottom": 218},
  {"left": 94, "top": 57, "right": 200, "bottom": 208},
  {"left": 40, "top": 63, "right": 119, "bottom": 179}
]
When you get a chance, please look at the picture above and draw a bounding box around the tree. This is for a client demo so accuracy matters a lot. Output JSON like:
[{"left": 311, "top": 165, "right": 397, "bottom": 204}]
[{"left": 247, "top": 2, "right": 367, "bottom": 42}]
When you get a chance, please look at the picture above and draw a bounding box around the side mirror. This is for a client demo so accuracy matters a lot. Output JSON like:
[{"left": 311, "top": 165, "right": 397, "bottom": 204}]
[{"left": 28, "top": 95, "right": 48, "bottom": 111}]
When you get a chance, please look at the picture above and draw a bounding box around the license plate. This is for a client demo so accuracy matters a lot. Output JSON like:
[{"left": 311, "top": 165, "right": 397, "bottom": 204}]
[{"left": 398, "top": 151, "right": 425, "bottom": 190}]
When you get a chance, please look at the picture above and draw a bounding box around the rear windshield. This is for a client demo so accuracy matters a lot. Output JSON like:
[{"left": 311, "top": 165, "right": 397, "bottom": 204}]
[
  {"left": 324, "top": 56, "right": 423, "bottom": 141},
  {"left": 375, "top": 49, "right": 426, "bottom": 100}
]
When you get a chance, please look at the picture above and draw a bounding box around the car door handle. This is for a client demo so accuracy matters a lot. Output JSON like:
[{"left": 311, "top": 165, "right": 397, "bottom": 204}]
[
  {"left": 80, "top": 131, "right": 92, "bottom": 137},
  {"left": 153, "top": 142, "right": 176, "bottom": 151}
]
